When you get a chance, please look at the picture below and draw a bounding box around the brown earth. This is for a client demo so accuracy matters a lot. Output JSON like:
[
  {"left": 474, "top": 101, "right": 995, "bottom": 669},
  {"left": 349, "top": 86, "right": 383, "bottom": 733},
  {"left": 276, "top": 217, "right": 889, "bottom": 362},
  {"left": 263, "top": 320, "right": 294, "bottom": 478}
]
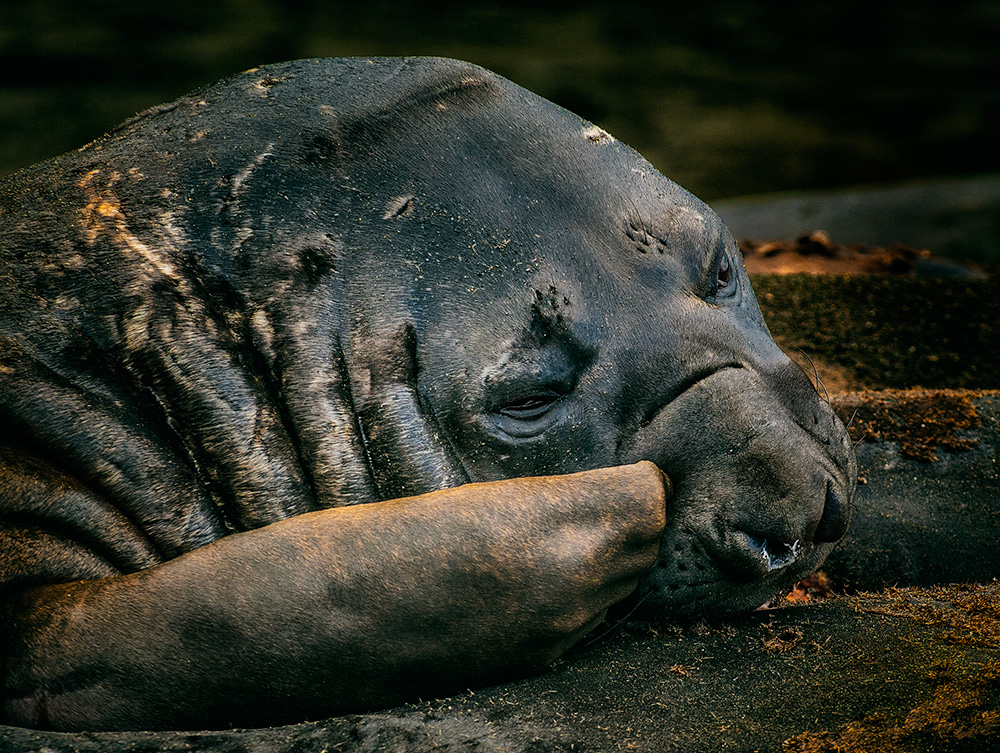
[{"left": 739, "top": 230, "right": 991, "bottom": 279}]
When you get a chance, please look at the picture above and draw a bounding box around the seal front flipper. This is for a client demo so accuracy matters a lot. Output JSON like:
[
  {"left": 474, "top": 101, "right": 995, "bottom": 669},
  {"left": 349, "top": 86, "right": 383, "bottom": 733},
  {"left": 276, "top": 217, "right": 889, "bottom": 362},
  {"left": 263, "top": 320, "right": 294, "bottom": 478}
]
[{"left": 2, "top": 463, "right": 667, "bottom": 731}]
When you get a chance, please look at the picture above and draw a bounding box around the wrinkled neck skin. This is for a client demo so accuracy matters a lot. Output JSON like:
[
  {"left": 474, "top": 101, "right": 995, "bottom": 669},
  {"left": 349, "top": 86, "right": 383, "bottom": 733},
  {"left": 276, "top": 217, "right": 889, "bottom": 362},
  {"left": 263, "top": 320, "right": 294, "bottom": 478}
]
[{"left": 3, "top": 58, "right": 856, "bottom": 619}]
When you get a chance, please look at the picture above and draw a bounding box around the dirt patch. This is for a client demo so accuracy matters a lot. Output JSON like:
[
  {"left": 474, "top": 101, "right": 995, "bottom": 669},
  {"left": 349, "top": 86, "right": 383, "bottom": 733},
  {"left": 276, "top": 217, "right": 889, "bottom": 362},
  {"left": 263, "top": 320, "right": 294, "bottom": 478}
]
[
  {"left": 741, "top": 231, "right": 940, "bottom": 277},
  {"left": 761, "top": 623, "right": 805, "bottom": 653},
  {"left": 783, "top": 665, "right": 1000, "bottom": 753},
  {"left": 784, "top": 570, "right": 836, "bottom": 604},
  {"left": 739, "top": 230, "right": 991, "bottom": 278},
  {"left": 852, "top": 583, "right": 1000, "bottom": 649},
  {"left": 832, "top": 389, "right": 988, "bottom": 462},
  {"left": 783, "top": 584, "right": 1000, "bottom": 752}
]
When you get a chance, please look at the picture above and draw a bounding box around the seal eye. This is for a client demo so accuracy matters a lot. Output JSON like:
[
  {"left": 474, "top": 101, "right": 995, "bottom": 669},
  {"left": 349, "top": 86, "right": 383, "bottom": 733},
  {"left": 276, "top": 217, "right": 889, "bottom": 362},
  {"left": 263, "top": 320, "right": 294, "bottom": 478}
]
[
  {"left": 498, "top": 394, "right": 558, "bottom": 420},
  {"left": 483, "top": 356, "right": 578, "bottom": 439},
  {"left": 713, "top": 248, "right": 738, "bottom": 298}
]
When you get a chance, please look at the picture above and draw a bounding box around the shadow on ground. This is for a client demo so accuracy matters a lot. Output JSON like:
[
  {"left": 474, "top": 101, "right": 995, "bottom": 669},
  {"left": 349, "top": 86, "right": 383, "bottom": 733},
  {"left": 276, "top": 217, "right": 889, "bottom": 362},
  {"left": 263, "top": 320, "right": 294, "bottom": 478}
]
[{"left": 3, "top": 584, "right": 997, "bottom": 751}]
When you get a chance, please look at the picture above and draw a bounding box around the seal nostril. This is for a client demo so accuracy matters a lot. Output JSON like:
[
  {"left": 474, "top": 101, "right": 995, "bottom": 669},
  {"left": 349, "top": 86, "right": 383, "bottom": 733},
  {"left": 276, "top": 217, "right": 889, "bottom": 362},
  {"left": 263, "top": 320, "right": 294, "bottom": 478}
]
[
  {"left": 814, "top": 480, "right": 850, "bottom": 543},
  {"left": 745, "top": 534, "right": 802, "bottom": 572}
]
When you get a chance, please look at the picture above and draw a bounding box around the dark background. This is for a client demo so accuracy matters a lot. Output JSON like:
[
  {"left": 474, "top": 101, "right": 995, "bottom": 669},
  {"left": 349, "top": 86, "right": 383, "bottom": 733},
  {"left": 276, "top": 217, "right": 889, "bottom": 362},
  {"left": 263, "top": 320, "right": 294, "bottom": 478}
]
[{"left": 1, "top": 1, "right": 998, "bottom": 201}]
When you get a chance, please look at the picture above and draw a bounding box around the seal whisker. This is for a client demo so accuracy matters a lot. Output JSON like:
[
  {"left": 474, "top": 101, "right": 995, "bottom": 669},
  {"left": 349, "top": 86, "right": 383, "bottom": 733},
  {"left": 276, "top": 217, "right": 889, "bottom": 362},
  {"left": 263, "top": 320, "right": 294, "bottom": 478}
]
[
  {"left": 843, "top": 406, "right": 866, "bottom": 447},
  {"left": 575, "top": 589, "right": 655, "bottom": 651},
  {"left": 844, "top": 407, "right": 860, "bottom": 431},
  {"left": 793, "top": 347, "right": 831, "bottom": 406}
]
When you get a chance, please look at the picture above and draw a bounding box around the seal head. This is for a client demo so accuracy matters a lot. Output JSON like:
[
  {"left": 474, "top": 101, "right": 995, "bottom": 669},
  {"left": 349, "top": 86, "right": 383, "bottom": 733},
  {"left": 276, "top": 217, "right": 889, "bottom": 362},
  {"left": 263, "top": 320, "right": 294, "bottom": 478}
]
[{"left": 0, "top": 57, "right": 855, "bottom": 621}]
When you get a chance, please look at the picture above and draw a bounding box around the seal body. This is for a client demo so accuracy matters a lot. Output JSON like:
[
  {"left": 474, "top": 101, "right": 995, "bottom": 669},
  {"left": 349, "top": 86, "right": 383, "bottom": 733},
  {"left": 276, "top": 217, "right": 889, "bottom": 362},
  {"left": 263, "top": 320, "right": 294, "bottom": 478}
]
[{"left": 0, "top": 58, "right": 855, "bottom": 730}]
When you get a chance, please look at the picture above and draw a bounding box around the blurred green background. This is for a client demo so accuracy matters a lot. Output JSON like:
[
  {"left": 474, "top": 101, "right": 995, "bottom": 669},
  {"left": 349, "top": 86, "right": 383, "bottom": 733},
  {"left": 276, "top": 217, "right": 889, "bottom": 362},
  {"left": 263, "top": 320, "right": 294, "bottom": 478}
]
[{"left": 1, "top": 0, "right": 998, "bottom": 202}]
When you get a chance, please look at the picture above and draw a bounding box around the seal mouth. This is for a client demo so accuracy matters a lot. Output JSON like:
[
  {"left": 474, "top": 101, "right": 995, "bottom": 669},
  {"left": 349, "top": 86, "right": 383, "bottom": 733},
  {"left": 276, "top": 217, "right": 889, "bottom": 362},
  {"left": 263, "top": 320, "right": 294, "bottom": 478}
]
[{"left": 641, "top": 363, "right": 744, "bottom": 428}]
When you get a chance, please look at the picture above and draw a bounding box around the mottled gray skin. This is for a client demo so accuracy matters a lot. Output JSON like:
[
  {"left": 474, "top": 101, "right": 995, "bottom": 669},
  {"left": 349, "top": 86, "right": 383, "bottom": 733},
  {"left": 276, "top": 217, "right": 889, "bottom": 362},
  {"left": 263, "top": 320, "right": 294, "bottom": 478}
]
[{"left": 0, "top": 58, "right": 855, "bottom": 731}]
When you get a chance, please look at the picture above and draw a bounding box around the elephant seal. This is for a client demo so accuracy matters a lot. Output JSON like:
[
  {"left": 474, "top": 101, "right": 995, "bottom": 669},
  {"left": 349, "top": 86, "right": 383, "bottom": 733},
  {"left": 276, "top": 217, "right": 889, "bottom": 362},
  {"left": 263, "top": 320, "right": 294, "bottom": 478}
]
[{"left": 0, "top": 57, "right": 856, "bottom": 731}]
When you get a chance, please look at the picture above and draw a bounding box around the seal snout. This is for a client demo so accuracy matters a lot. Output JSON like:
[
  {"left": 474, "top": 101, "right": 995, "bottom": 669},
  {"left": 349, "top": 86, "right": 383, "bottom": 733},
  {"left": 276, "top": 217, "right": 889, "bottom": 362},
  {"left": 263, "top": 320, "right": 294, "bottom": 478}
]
[
  {"left": 813, "top": 478, "right": 850, "bottom": 543},
  {"left": 724, "top": 472, "right": 852, "bottom": 581}
]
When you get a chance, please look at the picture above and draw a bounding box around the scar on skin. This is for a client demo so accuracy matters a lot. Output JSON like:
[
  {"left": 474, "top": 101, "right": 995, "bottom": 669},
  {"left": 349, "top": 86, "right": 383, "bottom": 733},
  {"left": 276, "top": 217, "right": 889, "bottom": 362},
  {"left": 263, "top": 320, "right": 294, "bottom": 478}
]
[
  {"left": 77, "top": 169, "right": 180, "bottom": 281},
  {"left": 583, "top": 125, "right": 613, "bottom": 143},
  {"left": 250, "top": 74, "right": 291, "bottom": 95},
  {"left": 251, "top": 309, "right": 277, "bottom": 364},
  {"left": 383, "top": 195, "right": 415, "bottom": 220},
  {"left": 231, "top": 146, "right": 275, "bottom": 196}
]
